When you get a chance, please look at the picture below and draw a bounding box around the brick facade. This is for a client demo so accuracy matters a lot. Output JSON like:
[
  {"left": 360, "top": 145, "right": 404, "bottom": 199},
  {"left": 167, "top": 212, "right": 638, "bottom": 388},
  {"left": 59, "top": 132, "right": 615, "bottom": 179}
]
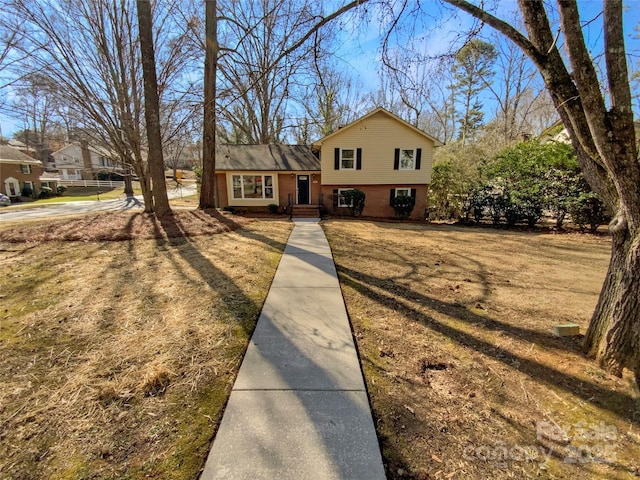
[
  {"left": 1, "top": 161, "right": 44, "bottom": 197},
  {"left": 277, "top": 173, "right": 322, "bottom": 206},
  {"left": 321, "top": 184, "right": 427, "bottom": 220},
  {"left": 216, "top": 172, "right": 323, "bottom": 212}
]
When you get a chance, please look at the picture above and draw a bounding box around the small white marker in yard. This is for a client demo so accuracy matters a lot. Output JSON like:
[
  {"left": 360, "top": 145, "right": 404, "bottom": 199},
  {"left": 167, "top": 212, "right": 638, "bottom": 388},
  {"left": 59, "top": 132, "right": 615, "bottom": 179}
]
[{"left": 553, "top": 323, "right": 580, "bottom": 337}]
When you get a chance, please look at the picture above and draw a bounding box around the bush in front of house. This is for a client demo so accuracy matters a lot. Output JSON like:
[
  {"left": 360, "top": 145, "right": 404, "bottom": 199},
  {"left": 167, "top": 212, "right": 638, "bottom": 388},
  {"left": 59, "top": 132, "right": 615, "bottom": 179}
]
[
  {"left": 267, "top": 203, "right": 279, "bottom": 214},
  {"left": 341, "top": 189, "right": 365, "bottom": 217},
  {"left": 39, "top": 186, "right": 54, "bottom": 199},
  {"left": 56, "top": 185, "right": 67, "bottom": 196},
  {"left": 21, "top": 185, "right": 34, "bottom": 198},
  {"left": 391, "top": 194, "right": 416, "bottom": 219},
  {"left": 567, "top": 192, "right": 609, "bottom": 233}
]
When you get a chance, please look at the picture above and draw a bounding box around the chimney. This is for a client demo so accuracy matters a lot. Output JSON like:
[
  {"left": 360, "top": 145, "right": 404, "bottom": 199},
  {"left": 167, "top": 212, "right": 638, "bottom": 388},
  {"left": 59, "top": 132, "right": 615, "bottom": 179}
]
[{"left": 80, "top": 141, "right": 94, "bottom": 180}]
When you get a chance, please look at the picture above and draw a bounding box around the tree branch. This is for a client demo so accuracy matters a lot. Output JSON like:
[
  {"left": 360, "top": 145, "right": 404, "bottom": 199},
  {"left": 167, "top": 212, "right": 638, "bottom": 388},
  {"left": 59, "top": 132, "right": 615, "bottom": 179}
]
[{"left": 442, "top": 0, "right": 542, "bottom": 63}]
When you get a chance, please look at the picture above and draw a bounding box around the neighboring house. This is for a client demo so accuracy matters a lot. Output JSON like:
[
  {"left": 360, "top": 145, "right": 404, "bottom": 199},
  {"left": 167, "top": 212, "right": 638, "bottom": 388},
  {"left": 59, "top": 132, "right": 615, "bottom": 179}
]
[
  {"left": 312, "top": 107, "right": 442, "bottom": 219},
  {"left": 38, "top": 171, "right": 60, "bottom": 192},
  {"left": 215, "top": 107, "right": 442, "bottom": 219},
  {"left": 540, "top": 119, "right": 640, "bottom": 146},
  {"left": 52, "top": 143, "right": 122, "bottom": 181},
  {"left": 0, "top": 145, "right": 46, "bottom": 198}
]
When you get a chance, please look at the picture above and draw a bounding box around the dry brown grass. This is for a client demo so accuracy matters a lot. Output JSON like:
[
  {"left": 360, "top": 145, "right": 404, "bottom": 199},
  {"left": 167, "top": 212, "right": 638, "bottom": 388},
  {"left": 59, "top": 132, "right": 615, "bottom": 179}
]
[
  {"left": 0, "top": 218, "right": 292, "bottom": 479},
  {"left": 0, "top": 209, "right": 249, "bottom": 243},
  {"left": 323, "top": 220, "right": 640, "bottom": 480}
]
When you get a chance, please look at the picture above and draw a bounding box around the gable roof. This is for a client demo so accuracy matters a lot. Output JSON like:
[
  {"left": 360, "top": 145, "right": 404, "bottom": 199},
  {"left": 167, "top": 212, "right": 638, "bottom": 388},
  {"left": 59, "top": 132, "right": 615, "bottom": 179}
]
[
  {"left": 0, "top": 145, "right": 42, "bottom": 164},
  {"left": 51, "top": 143, "right": 116, "bottom": 159},
  {"left": 51, "top": 144, "right": 81, "bottom": 157},
  {"left": 216, "top": 144, "right": 319, "bottom": 171},
  {"left": 312, "top": 107, "right": 443, "bottom": 147}
]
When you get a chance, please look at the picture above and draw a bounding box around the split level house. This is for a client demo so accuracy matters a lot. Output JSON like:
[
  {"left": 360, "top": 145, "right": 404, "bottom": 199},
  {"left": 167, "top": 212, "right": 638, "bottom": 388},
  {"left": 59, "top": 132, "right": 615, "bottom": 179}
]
[
  {"left": 0, "top": 145, "right": 57, "bottom": 199},
  {"left": 215, "top": 107, "right": 442, "bottom": 220},
  {"left": 51, "top": 143, "right": 123, "bottom": 181}
]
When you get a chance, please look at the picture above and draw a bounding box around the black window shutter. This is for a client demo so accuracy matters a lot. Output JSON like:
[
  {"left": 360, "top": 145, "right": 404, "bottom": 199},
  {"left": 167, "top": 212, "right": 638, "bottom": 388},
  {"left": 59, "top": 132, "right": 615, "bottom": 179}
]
[
  {"left": 411, "top": 188, "right": 417, "bottom": 198},
  {"left": 394, "top": 149, "right": 400, "bottom": 170},
  {"left": 416, "top": 148, "right": 422, "bottom": 170},
  {"left": 333, "top": 188, "right": 339, "bottom": 207},
  {"left": 389, "top": 189, "right": 395, "bottom": 206},
  {"left": 356, "top": 148, "right": 362, "bottom": 170},
  {"left": 334, "top": 148, "right": 340, "bottom": 169}
]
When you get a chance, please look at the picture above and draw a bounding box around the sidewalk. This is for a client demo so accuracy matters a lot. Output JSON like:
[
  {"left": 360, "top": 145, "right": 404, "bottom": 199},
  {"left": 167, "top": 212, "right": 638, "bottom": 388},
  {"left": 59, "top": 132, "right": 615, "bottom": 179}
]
[{"left": 200, "top": 219, "right": 386, "bottom": 480}]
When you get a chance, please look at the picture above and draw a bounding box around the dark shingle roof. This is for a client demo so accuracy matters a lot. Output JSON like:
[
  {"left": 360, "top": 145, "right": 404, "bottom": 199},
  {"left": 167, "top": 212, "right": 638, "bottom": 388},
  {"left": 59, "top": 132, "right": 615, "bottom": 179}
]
[{"left": 216, "top": 144, "right": 319, "bottom": 171}]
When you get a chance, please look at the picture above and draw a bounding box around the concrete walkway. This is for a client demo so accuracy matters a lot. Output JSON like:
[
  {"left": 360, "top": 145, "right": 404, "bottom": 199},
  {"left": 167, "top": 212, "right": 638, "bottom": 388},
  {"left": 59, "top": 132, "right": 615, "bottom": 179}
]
[{"left": 200, "top": 219, "right": 386, "bottom": 480}]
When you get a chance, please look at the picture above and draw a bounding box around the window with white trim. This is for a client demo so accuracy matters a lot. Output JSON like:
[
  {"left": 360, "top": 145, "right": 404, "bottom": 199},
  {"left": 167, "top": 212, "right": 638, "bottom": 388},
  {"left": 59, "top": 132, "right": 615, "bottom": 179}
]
[
  {"left": 337, "top": 188, "right": 354, "bottom": 207},
  {"left": 399, "top": 149, "right": 415, "bottom": 170},
  {"left": 20, "top": 164, "right": 32, "bottom": 174},
  {"left": 340, "top": 149, "right": 355, "bottom": 169},
  {"left": 395, "top": 187, "right": 411, "bottom": 197},
  {"left": 232, "top": 174, "right": 274, "bottom": 199}
]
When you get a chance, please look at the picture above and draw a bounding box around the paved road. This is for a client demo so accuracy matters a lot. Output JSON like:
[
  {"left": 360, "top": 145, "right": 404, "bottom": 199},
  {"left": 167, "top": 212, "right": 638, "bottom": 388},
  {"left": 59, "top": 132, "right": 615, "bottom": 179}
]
[{"left": 0, "top": 185, "right": 197, "bottom": 222}]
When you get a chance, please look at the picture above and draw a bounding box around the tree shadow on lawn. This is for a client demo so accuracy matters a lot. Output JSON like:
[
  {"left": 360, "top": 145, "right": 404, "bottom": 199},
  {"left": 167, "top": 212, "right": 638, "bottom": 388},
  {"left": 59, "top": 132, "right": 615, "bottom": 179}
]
[
  {"left": 200, "top": 209, "right": 290, "bottom": 252},
  {"left": 336, "top": 264, "right": 639, "bottom": 424},
  {"left": 151, "top": 212, "right": 290, "bottom": 336},
  {"left": 152, "top": 214, "right": 381, "bottom": 479},
  {"left": 153, "top": 214, "right": 257, "bottom": 336}
]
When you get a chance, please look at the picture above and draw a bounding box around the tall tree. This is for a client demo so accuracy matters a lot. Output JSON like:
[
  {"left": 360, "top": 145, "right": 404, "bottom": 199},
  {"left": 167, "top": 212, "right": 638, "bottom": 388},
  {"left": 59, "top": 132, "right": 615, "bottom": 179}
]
[
  {"left": 302, "top": 36, "right": 363, "bottom": 139},
  {"left": 422, "top": 68, "right": 458, "bottom": 144},
  {"left": 451, "top": 39, "right": 497, "bottom": 145},
  {"left": 8, "top": 74, "right": 58, "bottom": 160},
  {"left": 136, "top": 0, "right": 171, "bottom": 215},
  {"left": 216, "top": 0, "right": 322, "bottom": 144},
  {"left": 7, "top": 0, "right": 146, "bottom": 202},
  {"left": 197, "top": 0, "right": 371, "bottom": 207},
  {"left": 199, "top": 0, "right": 217, "bottom": 209},
  {"left": 0, "top": 6, "right": 26, "bottom": 106},
  {"left": 5, "top": 0, "right": 197, "bottom": 212},
  {"left": 444, "top": 0, "right": 640, "bottom": 383},
  {"left": 483, "top": 32, "right": 542, "bottom": 142}
]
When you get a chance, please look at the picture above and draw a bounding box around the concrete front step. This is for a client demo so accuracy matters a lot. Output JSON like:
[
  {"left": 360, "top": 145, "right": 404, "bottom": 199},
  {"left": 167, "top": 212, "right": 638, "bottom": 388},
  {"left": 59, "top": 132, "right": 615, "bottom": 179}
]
[
  {"left": 291, "top": 205, "right": 320, "bottom": 218},
  {"left": 292, "top": 212, "right": 319, "bottom": 217}
]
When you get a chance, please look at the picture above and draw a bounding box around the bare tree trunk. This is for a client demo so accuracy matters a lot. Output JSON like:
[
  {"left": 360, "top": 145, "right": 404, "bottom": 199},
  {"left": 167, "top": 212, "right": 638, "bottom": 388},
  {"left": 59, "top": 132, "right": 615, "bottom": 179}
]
[
  {"left": 136, "top": 0, "right": 170, "bottom": 216},
  {"left": 584, "top": 229, "right": 640, "bottom": 380},
  {"left": 443, "top": 0, "right": 640, "bottom": 381},
  {"left": 123, "top": 166, "right": 134, "bottom": 197},
  {"left": 199, "top": 0, "right": 217, "bottom": 209}
]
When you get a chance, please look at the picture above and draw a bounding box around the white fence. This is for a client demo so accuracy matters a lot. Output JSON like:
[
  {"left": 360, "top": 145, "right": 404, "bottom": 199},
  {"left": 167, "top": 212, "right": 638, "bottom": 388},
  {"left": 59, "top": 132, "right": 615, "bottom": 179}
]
[{"left": 57, "top": 179, "right": 125, "bottom": 188}]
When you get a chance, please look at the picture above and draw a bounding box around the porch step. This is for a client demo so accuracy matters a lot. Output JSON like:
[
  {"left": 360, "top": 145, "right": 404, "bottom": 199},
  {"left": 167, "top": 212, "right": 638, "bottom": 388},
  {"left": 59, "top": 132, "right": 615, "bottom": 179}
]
[{"left": 291, "top": 205, "right": 320, "bottom": 218}]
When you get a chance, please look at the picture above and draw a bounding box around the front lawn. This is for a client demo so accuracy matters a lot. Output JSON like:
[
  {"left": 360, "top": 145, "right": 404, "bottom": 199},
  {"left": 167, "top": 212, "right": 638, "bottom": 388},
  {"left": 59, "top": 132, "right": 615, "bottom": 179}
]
[
  {"left": 324, "top": 220, "right": 640, "bottom": 480},
  {"left": 34, "top": 186, "right": 141, "bottom": 203},
  {"left": 0, "top": 217, "right": 292, "bottom": 479}
]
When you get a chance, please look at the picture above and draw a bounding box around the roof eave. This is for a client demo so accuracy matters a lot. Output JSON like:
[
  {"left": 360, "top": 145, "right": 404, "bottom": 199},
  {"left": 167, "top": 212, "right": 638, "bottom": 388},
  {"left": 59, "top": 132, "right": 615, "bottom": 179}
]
[{"left": 312, "top": 107, "right": 444, "bottom": 146}]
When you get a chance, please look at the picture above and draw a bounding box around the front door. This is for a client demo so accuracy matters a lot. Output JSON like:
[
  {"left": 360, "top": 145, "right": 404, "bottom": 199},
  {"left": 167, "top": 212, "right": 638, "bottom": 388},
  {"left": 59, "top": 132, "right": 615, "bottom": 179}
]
[{"left": 297, "top": 175, "right": 310, "bottom": 204}]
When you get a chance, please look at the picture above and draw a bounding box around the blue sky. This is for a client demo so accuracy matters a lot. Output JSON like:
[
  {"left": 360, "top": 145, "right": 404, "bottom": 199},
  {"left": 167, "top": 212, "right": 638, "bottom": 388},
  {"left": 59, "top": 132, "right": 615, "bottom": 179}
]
[
  {"left": 334, "top": 0, "right": 640, "bottom": 91},
  {"left": 2, "top": 1, "right": 640, "bottom": 139}
]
